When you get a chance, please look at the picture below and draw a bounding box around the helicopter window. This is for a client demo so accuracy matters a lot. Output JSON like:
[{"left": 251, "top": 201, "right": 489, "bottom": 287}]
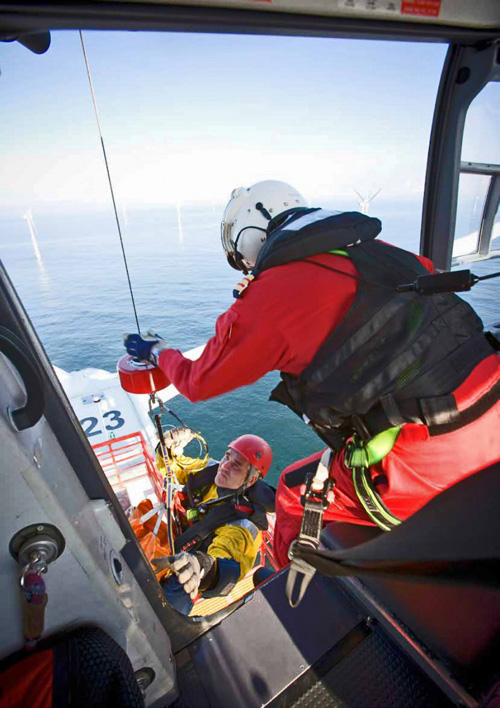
[
  {"left": 453, "top": 82, "right": 500, "bottom": 264},
  {"left": 461, "top": 82, "right": 500, "bottom": 166},
  {"left": 0, "top": 30, "right": 447, "bottom": 619},
  {"left": 453, "top": 172, "right": 490, "bottom": 259},
  {"left": 493, "top": 202, "right": 500, "bottom": 252}
]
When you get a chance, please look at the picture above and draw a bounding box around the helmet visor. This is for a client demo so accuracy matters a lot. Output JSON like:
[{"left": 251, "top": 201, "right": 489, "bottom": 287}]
[
  {"left": 221, "top": 219, "right": 247, "bottom": 271},
  {"left": 221, "top": 219, "right": 233, "bottom": 258}
]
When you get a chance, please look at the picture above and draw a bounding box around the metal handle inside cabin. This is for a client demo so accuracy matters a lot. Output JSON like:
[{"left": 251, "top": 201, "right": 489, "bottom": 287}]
[{"left": 0, "top": 325, "right": 45, "bottom": 431}]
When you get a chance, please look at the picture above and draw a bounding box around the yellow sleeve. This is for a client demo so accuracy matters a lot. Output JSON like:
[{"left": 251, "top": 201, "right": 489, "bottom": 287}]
[
  {"left": 173, "top": 465, "right": 189, "bottom": 486},
  {"left": 208, "top": 520, "right": 262, "bottom": 580}
]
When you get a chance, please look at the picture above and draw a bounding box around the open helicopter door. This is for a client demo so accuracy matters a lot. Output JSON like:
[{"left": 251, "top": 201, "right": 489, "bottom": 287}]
[{"left": 0, "top": 260, "right": 178, "bottom": 706}]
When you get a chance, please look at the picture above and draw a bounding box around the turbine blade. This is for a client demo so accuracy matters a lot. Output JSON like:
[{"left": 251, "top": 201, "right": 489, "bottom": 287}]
[{"left": 367, "top": 188, "right": 381, "bottom": 203}]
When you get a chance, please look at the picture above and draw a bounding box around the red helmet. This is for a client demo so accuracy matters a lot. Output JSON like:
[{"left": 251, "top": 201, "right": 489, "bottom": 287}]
[{"left": 228, "top": 434, "right": 272, "bottom": 477}]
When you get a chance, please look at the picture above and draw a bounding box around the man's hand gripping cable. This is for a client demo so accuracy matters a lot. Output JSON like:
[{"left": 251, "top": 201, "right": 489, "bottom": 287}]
[{"left": 286, "top": 448, "right": 334, "bottom": 608}]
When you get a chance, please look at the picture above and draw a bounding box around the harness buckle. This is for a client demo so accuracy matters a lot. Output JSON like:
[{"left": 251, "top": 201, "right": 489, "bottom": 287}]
[
  {"left": 186, "top": 507, "right": 200, "bottom": 525},
  {"left": 300, "top": 472, "right": 335, "bottom": 510},
  {"left": 344, "top": 438, "right": 369, "bottom": 470}
]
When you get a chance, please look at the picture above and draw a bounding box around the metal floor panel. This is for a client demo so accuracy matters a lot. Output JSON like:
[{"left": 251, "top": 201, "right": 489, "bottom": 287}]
[
  {"left": 286, "top": 629, "right": 453, "bottom": 708},
  {"left": 188, "top": 570, "right": 361, "bottom": 708},
  {"left": 173, "top": 569, "right": 457, "bottom": 708}
]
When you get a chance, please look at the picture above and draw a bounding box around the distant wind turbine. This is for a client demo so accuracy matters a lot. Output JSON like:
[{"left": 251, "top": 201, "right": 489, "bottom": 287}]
[
  {"left": 354, "top": 188, "right": 381, "bottom": 215},
  {"left": 176, "top": 201, "right": 184, "bottom": 244},
  {"left": 23, "top": 209, "right": 43, "bottom": 263},
  {"left": 23, "top": 209, "right": 53, "bottom": 292}
]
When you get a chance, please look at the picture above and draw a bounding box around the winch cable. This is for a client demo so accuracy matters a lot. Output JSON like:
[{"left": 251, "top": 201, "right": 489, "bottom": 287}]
[
  {"left": 79, "top": 31, "right": 140, "bottom": 334},
  {"left": 155, "top": 416, "right": 176, "bottom": 550},
  {"left": 144, "top": 424, "right": 209, "bottom": 549},
  {"left": 80, "top": 32, "right": 185, "bottom": 551}
]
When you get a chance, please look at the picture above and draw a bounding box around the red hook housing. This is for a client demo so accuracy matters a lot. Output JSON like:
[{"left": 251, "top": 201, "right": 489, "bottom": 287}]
[{"left": 117, "top": 354, "right": 171, "bottom": 395}]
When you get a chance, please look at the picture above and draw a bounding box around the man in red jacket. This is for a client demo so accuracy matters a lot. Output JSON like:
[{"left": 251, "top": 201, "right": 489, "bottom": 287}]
[{"left": 124, "top": 181, "right": 500, "bottom": 567}]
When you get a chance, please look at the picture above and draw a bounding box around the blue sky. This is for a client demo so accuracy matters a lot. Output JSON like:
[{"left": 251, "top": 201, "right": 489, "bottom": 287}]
[{"left": 1, "top": 30, "right": 448, "bottom": 213}]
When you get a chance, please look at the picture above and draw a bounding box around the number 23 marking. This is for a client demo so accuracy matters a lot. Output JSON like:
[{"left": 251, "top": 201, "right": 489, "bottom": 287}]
[{"left": 80, "top": 410, "right": 125, "bottom": 438}]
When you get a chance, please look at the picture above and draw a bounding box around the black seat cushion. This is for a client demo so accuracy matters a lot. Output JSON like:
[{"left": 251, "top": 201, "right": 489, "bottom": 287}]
[
  {"left": 320, "top": 496, "right": 500, "bottom": 695},
  {"left": 321, "top": 522, "right": 382, "bottom": 551}
]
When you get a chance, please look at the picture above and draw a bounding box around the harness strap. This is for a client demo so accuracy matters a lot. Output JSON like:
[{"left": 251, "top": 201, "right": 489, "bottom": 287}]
[
  {"left": 175, "top": 485, "right": 270, "bottom": 554},
  {"left": 345, "top": 435, "right": 402, "bottom": 532},
  {"left": 286, "top": 449, "right": 334, "bottom": 607},
  {"left": 289, "top": 460, "right": 500, "bottom": 600},
  {"left": 185, "top": 463, "right": 218, "bottom": 506},
  {"left": 352, "top": 466, "right": 401, "bottom": 532},
  {"left": 363, "top": 427, "right": 400, "bottom": 465},
  {"left": 428, "top": 377, "right": 500, "bottom": 436},
  {"left": 355, "top": 335, "right": 496, "bottom": 440},
  {"left": 175, "top": 501, "right": 248, "bottom": 554},
  {"left": 283, "top": 459, "right": 321, "bottom": 489}
]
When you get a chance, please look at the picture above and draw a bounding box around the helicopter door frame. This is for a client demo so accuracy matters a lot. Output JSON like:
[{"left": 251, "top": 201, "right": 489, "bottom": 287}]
[
  {"left": 0, "top": 263, "right": 236, "bottom": 655},
  {"left": 421, "top": 41, "right": 500, "bottom": 270}
]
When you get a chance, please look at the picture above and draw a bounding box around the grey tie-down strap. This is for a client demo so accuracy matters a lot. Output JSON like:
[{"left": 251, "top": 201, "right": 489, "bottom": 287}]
[
  {"left": 286, "top": 449, "right": 334, "bottom": 608},
  {"left": 286, "top": 460, "right": 500, "bottom": 607}
]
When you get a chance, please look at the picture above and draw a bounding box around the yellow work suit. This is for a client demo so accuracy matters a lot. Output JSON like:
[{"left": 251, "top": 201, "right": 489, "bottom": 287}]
[{"left": 159, "top": 454, "right": 263, "bottom": 584}]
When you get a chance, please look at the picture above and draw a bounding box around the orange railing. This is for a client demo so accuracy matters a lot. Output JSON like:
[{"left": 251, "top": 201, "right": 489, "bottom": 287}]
[{"left": 93, "top": 432, "right": 164, "bottom": 502}]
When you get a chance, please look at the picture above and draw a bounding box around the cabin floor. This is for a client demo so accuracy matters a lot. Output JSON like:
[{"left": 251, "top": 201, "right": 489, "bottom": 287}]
[{"left": 167, "top": 570, "right": 455, "bottom": 708}]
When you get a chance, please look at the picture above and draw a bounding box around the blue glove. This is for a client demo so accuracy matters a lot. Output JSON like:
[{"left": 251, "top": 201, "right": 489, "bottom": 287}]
[{"left": 123, "top": 331, "right": 167, "bottom": 364}]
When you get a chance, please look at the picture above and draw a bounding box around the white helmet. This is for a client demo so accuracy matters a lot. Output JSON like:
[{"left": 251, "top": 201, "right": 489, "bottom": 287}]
[{"left": 221, "top": 180, "right": 308, "bottom": 272}]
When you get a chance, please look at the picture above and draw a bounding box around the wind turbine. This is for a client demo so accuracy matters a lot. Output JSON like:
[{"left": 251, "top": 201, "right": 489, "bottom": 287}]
[
  {"left": 23, "top": 209, "right": 43, "bottom": 263},
  {"left": 176, "top": 201, "right": 183, "bottom": 244},
  {"left": 353, "top": 188, "right": 381, "bottom": 215}
]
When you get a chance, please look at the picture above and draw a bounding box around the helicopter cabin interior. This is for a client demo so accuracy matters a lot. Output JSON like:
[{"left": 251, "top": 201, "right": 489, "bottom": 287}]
[{"left": 0, "top": 1, "right": 499, "bottom": 707}]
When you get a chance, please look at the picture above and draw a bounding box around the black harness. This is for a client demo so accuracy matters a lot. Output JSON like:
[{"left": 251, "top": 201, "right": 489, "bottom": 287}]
[
  {"left": 254, "top": 209, "right": 497, "bottom": 451},
  {"left": 174, "top": 464, "right": 275, "bottom": 554}
]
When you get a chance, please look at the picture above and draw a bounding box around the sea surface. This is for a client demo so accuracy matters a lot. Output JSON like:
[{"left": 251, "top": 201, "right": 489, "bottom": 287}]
[{"left": 1, "top": 199, "right": 498, "bottom": 486}]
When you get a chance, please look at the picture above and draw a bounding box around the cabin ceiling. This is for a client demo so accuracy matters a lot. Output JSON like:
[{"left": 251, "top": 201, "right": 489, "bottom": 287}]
[{"left": 0, "top": 0, "right": 499, "bottom": 48}]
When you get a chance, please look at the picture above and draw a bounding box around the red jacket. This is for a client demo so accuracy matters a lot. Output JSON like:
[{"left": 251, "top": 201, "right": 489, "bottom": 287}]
[
  {"left": 159, "top": 252, "right": 371, "bottom": 399},
  {"left": 157, "top": 251, "right": 500, "bottom": 560}
]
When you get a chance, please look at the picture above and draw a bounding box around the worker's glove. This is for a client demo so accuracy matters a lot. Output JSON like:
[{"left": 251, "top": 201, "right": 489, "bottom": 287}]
[
  {"left": 123, "top": 330, "right": 168, "bottom": 365},
  {"left": 164, "top": 426, "right": 194, "bottom": 455},
  {"left": 152, "top": 552, "right": 215, "bottom": 600}
]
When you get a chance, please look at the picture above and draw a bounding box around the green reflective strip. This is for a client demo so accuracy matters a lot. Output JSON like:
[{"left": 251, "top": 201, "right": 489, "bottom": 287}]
[
  {"left": 365, "top": 427, "right": 401, "bottom": 466},
  {"left": 352, "top": 470, "right": 393, "bottom": 531},
  {"left": 353, "top": 468, "right": 401, "bottom": 530},
  {"left": 360, "top": 470, "right": 401, "bottom": 527},
  {"left": 328, "top": 249, "right": 349, "bottom": 257},
  {"left": 349, "top": 446, "right": 370, "bottom": 468}
]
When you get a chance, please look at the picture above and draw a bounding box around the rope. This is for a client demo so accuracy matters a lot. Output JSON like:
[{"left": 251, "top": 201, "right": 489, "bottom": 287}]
[
  {"left": 155, "top": 429, "right": 209, "bottom": 475},
  {"left": 170, "top": 432, "right": 209, "bottom": 472},
  {"left": 79, "top": 31, "right": 141, "bottom": 333}
]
